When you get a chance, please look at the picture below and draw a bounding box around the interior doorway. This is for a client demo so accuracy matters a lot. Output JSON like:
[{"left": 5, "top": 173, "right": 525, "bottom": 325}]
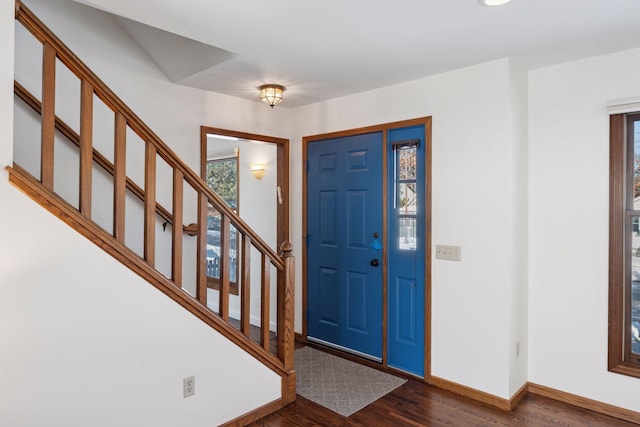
[{"left": 200, "top": 126, "right": 289, "bottom": 331}]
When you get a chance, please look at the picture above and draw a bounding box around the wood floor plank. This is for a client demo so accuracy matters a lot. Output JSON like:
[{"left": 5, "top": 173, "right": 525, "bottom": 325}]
[{"left": 249, "top": 366, "right": 637, "bottom": 427}]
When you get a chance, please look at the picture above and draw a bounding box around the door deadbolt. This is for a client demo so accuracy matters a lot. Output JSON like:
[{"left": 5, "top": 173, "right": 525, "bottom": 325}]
[{"left": 370, "top": 258, "right": 380, "bottom": 267}]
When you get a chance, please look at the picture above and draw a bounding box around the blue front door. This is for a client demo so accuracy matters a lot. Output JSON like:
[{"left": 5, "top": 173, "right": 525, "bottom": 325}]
[{"left": 307, "top": 133, "right": 384, "bottom": 359}]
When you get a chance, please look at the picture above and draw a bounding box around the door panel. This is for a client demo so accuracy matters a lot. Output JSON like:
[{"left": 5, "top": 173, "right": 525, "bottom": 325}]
[
  {"left": 346, "top": 272, "right": 368, "bottom": 332},
  {"left": 347, "top": 191, "right": 367, "bottom": 248},
  {"left": 393, "top": 276, "right": 417, "bottom": 343},
  {"left": 307, "top": 133, "right": 383, "bottom": 359},
  {"left": 319, "top": 268, "right": 339, "bottom": 326},
  {"left": 387, "top": 125, "right": 425, "bottom": 376},
  {"left": 319, "top": 191, "right": 338, "bottom": 244}
]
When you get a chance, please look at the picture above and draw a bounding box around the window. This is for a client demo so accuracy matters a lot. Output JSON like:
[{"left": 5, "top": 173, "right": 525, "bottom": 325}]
[
  {"left": 393, "top": 140, "right": 419, "bottom": 250},
  {"left": 205, "top": 154, "right": 239, "bottom": 294},
  {"left": 609, "top": 112, "right": 640, "bottom": 377}
]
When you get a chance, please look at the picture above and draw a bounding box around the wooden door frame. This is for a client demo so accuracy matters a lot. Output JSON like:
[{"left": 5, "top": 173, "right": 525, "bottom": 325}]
[
  {"left": 302, "top": 117, "right": 432, "bottom": 382},
  {"left": 200, "top": 126, "right": 290, "bottom": 252}
]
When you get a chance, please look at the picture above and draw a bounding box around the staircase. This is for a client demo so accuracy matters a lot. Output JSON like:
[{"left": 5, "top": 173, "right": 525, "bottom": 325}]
[{"left": 9, "top": 0, "right": 295, "bottom": 422}]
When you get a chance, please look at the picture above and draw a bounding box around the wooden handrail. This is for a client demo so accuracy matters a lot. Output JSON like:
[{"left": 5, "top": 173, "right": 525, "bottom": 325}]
[
  {"left": 15, "top": 1, "right": 283, "bottom": 270},
  {"left": 12, "top": 0, "right": 295, "bottom": 407}
]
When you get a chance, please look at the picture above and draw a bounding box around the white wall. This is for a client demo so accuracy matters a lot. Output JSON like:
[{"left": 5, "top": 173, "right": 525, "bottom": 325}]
[
  {"left": 292, "top": 58, "right": 526, "bottom": 399},
  {"left": 529, "top": 47, "right": 640, "bottom": 411},
  {"left": 0, "top": 192, "right": 280, "bottom": 427},
  {"left": 2, "top": 0, "right": 289, "bottom": 425},
  {"left": 507, "top": 59, "right": 529, "bottom": 396}
]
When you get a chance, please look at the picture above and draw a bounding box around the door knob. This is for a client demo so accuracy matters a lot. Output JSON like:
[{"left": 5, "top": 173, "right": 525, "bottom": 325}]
[{"left": 370, "top": 258, "right": 380, "bottom": 267}]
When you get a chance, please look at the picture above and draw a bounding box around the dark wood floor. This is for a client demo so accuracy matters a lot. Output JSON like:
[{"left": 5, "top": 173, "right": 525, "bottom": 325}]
[{"left": 250, "top": 376, "right": 637, "bottom": 426}]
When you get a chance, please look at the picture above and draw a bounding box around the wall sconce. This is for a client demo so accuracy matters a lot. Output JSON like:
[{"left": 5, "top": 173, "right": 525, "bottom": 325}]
[
  {"left": 250, "top": 163, "right": 266, "bottom": 180},
  {"left": 259, "top": 84, "right": 285, "bottom": 108}
]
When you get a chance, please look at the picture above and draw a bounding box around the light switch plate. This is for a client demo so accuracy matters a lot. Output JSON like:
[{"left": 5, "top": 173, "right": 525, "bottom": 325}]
[{"left": 435, "top": 244, "right": 461, "bottom": 261}]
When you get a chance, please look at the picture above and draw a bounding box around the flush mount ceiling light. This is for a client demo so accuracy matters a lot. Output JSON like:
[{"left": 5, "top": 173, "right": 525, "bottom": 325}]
[
  {"left": 259, "top": 84, "right": 285, "bottom": 108},
  {"left": 479, "top": 0, "right": 511, "bottom": 5}
]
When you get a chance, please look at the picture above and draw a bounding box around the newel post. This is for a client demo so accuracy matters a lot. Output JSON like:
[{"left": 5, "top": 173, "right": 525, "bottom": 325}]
[{"left": 278, "top": 240, "right": 296, "bottom": 405}]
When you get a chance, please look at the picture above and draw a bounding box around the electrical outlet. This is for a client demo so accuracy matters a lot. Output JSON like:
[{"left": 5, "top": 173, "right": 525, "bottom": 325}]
[
  {"left": 435, "top": 244, "right": 461, "bottom": 261},
  {"left": 183, "top": 376, "right": 195, "bottom": 398},
  {"left": 516, "top": 341, "right": 520, "bottom": 357}
]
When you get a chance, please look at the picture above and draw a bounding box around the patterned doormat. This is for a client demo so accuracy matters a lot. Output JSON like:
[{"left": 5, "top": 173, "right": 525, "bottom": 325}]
[{"left": 294, "top": 346, "right": 407, "bottom": 417}]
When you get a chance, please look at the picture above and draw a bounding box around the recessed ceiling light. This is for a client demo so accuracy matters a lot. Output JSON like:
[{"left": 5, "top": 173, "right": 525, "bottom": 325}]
[{"left": 479, "top": 0, "right": 512, "bottom": 6}]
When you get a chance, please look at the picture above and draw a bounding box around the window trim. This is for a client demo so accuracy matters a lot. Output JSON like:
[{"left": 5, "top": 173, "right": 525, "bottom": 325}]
[{"left": 608, "top": 113, "right": 640, "bottom": 378}]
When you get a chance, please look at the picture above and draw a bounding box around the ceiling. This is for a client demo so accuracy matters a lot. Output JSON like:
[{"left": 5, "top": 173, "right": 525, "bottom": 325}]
[{"left": 71, "top": 0, "right": 640, "bottom": 108}]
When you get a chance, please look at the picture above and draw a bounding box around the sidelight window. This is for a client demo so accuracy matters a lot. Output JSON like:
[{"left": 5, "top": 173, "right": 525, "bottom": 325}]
[{"left": 393, "top": 141, "right": 419, "bottom": 251}]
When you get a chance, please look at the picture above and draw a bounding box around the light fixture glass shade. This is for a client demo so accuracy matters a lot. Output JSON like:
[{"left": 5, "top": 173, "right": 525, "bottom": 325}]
[
  {"left": 478, "top": 0, "right": 511, "bottom": 5},
  {"left": 259, "top": 84, "right": 285, "bottom": 108},
  {"left": 250, "top": 163, "right": 266, "bottom": 179}
]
